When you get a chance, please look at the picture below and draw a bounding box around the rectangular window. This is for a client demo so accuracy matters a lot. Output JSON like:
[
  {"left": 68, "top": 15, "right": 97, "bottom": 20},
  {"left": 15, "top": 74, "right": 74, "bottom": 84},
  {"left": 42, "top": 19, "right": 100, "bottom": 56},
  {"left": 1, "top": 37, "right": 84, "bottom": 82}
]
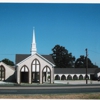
[
  {"left": 2, "top": 67, "right": 4, "bottom": 71},
  {"left": 36, "top": 65, "right": 39, "bottom": 72},
  {"left": 0, "top": 72, "right": 1, "bottom": 77},
  {"left": 32, "top": 65, "right": 35, "bottom": 72},
  {"left": 2, "top": 72, "right": 4, "bottom": 78}
]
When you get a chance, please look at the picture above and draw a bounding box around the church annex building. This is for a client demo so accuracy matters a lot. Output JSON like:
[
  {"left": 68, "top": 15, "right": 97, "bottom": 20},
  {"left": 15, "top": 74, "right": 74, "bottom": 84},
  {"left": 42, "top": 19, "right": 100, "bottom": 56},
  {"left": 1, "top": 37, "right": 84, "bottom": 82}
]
[{"left": 0, "top": 28, "right": 100, "bottom": 84}]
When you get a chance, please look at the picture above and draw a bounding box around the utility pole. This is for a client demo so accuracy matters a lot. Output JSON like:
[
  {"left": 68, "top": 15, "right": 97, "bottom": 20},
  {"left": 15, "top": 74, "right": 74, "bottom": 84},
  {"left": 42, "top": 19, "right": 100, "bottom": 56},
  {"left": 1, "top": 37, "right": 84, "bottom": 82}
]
[{"left": 85, "top": 48, "right": 88, "bottom": 84}]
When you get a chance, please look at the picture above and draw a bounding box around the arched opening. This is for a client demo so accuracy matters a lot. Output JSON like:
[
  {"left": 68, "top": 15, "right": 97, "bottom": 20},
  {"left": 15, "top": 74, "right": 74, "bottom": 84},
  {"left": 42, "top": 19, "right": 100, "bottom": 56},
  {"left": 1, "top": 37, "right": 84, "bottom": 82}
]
[
  {"left": 20, "top": 65, "right": 29, "bottom": 83},
  {"left": 61, "top": 75, "right": 66, "bottom": 80},
  {"left": 84, "top": 75, "right": 89, "bottom": 80},
  {"left": 31, "top": 59, "right": 40, "bottom": 83},
  {"left": 79, "top": 75, "right": 83, "bottom": 80},
  {"left": 0, "top": 65, "right": 5, "bottom": 81},
  {"left": 67, "top": 75, "right": 72, "bottom": 80},
  {"left": 55, "top": 75, "right": 60, "bottom": 80},
  {"left": 73, "top": 75, "right": 78, "bottom": 80},
  {"left": 42, "top": 66, "right": 51, "bottom": 83}
]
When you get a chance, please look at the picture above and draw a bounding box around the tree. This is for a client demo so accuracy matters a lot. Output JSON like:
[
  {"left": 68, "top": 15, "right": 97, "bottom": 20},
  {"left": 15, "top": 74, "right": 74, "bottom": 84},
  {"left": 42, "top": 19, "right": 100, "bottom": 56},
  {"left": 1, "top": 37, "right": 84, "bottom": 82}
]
[
  {"left": 51, "top": 45, "right": 75, "bottom": 68},
  {"left": 75, "top": 55, "right": 98, "bottom": 68},
  {"left": 1, "top": 58, "right": 15, "bottom": 66},
  {"left": 75, "top": 55, "right": 85, "bottom": 68}
]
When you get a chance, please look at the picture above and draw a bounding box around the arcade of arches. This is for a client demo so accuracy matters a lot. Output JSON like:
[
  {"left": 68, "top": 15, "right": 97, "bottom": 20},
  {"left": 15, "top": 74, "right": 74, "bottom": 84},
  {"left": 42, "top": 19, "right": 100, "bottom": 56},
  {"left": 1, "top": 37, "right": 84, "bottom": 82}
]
[{"left": 55, "top": 74, "right": 89, "bottom": 80}]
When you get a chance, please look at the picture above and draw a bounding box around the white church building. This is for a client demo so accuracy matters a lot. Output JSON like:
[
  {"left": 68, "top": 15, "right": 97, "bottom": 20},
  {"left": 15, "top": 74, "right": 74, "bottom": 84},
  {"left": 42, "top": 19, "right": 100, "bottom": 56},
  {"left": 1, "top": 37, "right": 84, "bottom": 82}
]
[{"left": 0, "top": 28, "right": 100, "bottom": 84}]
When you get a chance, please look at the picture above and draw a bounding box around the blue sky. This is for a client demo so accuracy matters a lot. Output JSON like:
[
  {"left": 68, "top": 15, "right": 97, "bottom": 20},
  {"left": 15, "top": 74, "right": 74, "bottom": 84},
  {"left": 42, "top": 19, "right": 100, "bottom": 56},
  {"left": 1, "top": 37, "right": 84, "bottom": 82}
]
[{"left": 0, "top": 3, "right": 100, "bottom": 67}]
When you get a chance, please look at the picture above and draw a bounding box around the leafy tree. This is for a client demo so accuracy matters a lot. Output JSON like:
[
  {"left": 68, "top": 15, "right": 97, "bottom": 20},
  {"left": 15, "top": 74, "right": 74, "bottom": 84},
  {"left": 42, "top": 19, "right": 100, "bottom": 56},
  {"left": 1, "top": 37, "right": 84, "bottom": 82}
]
[
  {"left": 51, "top": 45, "right": 75, "bottom": 68},
  {"left": 75, "top": 55, "right": 98, "bottom": 68},
  {"left": 1, "top": 58, "right": 14, "bottom": 66},
  {"left": 75, "top": 55, "right": 85, "bottom": 68}
]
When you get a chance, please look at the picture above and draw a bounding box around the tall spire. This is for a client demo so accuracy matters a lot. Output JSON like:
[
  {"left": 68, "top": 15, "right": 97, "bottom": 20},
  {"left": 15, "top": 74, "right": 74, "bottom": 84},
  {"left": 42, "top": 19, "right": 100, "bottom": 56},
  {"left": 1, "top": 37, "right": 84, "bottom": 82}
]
[{"left": 31, "top": 27, "right": 37, "bottom": 55}]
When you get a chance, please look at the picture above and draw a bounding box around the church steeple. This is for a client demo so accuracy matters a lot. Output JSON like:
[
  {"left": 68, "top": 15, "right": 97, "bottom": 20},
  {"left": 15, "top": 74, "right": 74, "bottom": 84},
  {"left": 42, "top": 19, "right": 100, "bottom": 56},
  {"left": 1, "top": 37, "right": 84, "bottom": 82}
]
[{"left": 31, "top": 27, "right": 37, "bottom": 55}]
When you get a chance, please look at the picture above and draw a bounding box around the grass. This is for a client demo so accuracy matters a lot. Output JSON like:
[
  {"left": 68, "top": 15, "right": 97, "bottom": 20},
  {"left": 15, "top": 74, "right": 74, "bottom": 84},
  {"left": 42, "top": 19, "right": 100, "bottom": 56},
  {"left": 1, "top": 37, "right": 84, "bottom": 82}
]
[{"left": 0, "top": 93, "right": 100, "bottom": 99}]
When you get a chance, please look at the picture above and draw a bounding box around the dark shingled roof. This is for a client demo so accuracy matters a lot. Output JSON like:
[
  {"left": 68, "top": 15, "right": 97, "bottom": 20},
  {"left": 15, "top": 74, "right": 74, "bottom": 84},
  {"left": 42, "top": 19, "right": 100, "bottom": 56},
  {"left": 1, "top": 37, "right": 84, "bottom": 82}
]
[
  {"left": 41, "top": 55, "right": 55, "bottom": 64},
  {"left": 54, "top": 68, "right": 99, "bottom": 74},
  {"left": 16, "top": 54, "right": 30, "bottom": 64},
  {"left": 15, "top": 54, "right": 55, "bottom": 64}
]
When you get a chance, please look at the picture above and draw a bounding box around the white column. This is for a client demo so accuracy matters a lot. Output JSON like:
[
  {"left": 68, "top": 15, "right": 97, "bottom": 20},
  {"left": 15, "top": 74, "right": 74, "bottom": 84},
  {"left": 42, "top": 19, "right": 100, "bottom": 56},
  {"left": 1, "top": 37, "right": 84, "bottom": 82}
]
[
  {"left": 51, "top": 67, "right": 54, "bottom": 84},
  {"left": 39, "top": 67, "right": 42, "bottom": 84},
  {"left": 29, "top": 69, "right": 31, "bottom": 84},
  {"left": 17, "top": 66, "right": 20, "bottom": 84}
]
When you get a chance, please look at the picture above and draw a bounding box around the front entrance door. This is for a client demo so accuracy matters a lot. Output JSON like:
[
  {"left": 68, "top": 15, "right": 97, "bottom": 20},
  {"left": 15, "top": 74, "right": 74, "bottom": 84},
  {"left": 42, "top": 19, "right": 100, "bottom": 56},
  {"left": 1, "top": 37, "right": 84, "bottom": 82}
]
[{"left": 20, "top": 66, "right": 29, "bottom": 83}]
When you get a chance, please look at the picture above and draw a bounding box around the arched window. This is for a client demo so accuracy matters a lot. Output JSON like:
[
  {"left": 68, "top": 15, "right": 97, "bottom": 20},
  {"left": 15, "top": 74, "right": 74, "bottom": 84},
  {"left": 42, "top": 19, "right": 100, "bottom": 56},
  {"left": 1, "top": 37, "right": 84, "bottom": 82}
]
[
  {"left": 84, "top": 75, "right": 89, "bottom": 80},
  {"left": 0, "top": 65, "right": 5, "bottom": 81},
  {"left": 67, "top": 75, "right": 72, "bottom": 80},
  {"left": 55, "top": 75, "right": 60, "bottom": 80},
  {"left": 20, "top": 65, "right": 29, "bottom": 83},
  {"left": 32, "top": 59, "right": 40, "bottom": 72},
  {"left": 73, "top": 75, "right": 78, "bottom": 80},
  {"left": 42, "top": 66, "right": 51, "bottom": 83},
  {"left": 61, "top": 75, "right": 66, "bottom": 80},
  {"left": 21, "top": 65, "right": 28, "bottom": 72},
  {"left": 42, "top": 66, "right": 50, "bottom": 72},
  {"left": 31, "top": 59, "right": 40, "bottom": 82},
  {"left": 79, "top": 75, "right": 83, "bottom": 80}
]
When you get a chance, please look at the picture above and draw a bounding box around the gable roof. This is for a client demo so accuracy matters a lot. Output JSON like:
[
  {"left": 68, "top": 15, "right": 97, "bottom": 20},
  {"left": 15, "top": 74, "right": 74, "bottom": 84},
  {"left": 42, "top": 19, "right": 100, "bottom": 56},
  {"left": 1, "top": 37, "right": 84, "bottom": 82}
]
[
  {"left": 16, "top": 53, "right": 55, "bottom": 66},
  {"left": 41, "top": 55, "right": 55, "bottom": 64},
  {"left": 16, "top": 54, "right": 55, "bottom": 65},
  {"left": 0, "top": 62, "right": 15, "bottom": 70},
  {"left": 54, "top": 68, "right": 99, "bottom": 74}
]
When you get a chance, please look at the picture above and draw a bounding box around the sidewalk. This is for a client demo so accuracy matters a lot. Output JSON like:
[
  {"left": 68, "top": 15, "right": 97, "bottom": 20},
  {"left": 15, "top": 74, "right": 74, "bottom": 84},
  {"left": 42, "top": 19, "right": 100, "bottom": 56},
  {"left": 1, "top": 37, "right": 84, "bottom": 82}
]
[
  {"left": 54, "top": 80, "right": 100, "bottom": 85},
  {"left": 0, "top": 81, "right": 16, "bottom": 85},
  {"left": 0, "top": 80, "right": 100, "bottom": 85}
]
